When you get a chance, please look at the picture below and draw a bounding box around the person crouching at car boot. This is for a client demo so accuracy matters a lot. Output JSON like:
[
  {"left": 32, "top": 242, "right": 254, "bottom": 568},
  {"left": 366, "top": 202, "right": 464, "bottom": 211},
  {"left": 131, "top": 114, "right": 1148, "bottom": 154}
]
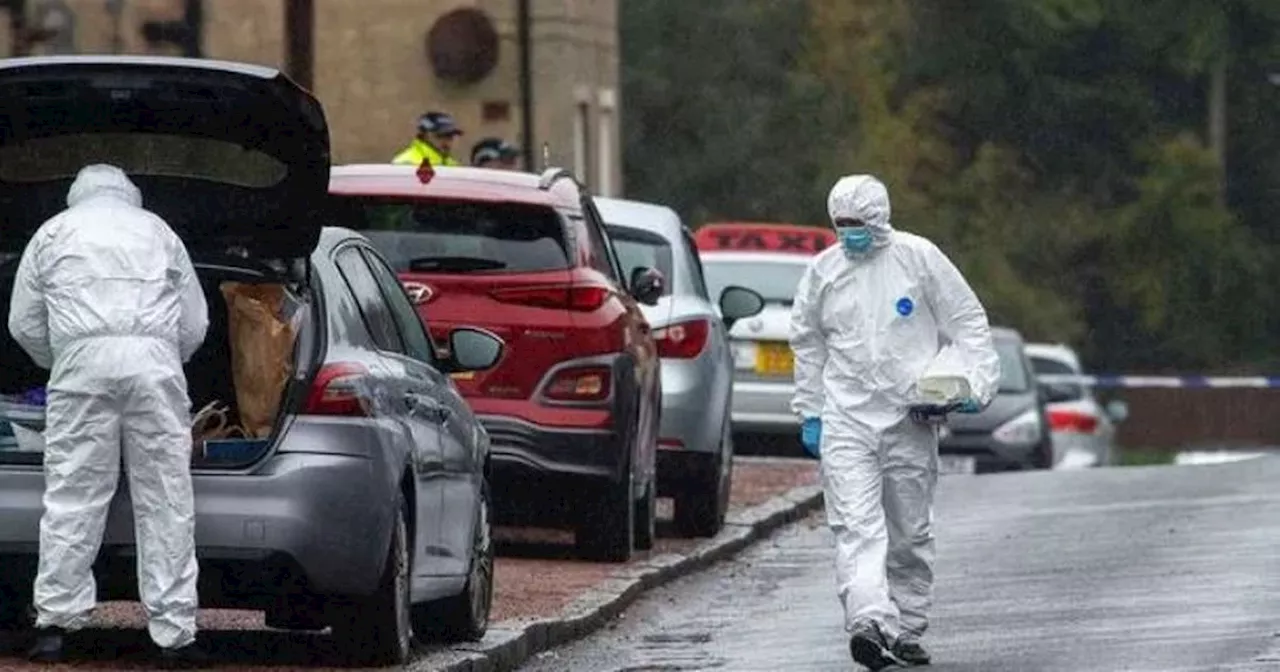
[
  {"left": 7, "top": 165, "right": 210, "bottom": 667},
  {"left": 471, "top": 137, "right": 521, "bottom": 170},
  {"left": 393, "top": 111, "right": 463, "bottom": 167},
  {"left": 788, "top": 174, "right": 1000, "bottom": 670}
]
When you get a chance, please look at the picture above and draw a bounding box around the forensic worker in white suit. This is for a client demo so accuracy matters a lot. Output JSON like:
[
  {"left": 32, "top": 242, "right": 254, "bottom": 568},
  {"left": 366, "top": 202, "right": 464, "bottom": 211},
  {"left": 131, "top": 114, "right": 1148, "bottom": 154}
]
[
  {"left": 789, "top": 174, "right": 1000, "bottom": 669},
  {"left": 8, "top": 164, "right": 209, "bottom": 665}
]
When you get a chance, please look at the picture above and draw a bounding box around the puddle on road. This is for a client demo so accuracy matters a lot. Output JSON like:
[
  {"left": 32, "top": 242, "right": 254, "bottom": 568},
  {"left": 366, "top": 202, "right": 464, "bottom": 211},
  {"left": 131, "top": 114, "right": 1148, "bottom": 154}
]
[
  {"left": 615, "top": 630, "right": 728, "bottom": 671},
  {"left": 642, "top": 632, "right": 714, "bottom": 645}
]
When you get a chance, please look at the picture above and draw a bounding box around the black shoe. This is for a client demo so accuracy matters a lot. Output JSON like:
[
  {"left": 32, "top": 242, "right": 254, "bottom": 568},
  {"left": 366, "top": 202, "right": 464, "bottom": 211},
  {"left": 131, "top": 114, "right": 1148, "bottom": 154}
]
[
  {"left": 848, "top": 621, "right": 900, "bottom": 671},
  {"left": 26, "top": 626, "right": 66, "bottom": 663},
  {"left": 159, "top": 642, "right": 209, "bottom": 669},
  {"left": 892, "top": 638, "right": 931, "bottom": 666}
]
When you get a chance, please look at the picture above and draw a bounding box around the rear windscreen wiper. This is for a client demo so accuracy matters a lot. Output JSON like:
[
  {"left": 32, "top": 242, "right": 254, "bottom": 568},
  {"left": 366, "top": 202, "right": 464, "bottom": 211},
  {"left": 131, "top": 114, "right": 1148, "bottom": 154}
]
[{"left": 406, "top": 256, "right": 508, "bottom": 272}]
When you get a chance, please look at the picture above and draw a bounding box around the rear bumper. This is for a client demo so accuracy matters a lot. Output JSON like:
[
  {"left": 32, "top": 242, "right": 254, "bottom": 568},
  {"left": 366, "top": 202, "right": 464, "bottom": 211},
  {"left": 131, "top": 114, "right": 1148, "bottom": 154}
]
[
  {"left": 940, "top": 432, "right": 1052, "bottom": 472},
  {"left": 658, "top": 358, "right": 720, "bottom": 455},
  {"left": 0, "top": 452, "right": 393, "bottom": 603},
  {"left": 481, "top": 415, "right": 621, "bottom": 482},
  {"left": 480, "top": 415, "right": 625, "bottom": 526},
  {"left": 731, "top": 380, "right": 799, "bottom": 433},
  {"left": 1050, "top": 431, "right": 1110, "bottom": 468}
]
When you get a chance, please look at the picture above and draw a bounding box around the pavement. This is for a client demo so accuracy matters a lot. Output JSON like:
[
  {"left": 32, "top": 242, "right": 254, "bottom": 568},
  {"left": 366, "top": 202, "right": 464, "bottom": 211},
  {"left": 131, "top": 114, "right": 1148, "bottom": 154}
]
[{"left": 516, "top": 457, "right": 1280, "bottom": 672}]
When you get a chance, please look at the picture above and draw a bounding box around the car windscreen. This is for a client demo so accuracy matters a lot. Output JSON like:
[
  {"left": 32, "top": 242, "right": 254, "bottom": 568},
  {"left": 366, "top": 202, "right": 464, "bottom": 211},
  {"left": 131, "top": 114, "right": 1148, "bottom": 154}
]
[
  {"left": 606, "top": 225, "right": 674, "bottom": 296},
  {"left": 350, "top": 200, "right": 571, "bottom": 273},
  {"left": 995, "top": 340, "right": 1032, "bottom": 393},
  {"left": 1030, "top": 355, "right": 1085, "bottom": 400},
  {"left": 702, "top": 259, "right": 806, "bottom": 305}
]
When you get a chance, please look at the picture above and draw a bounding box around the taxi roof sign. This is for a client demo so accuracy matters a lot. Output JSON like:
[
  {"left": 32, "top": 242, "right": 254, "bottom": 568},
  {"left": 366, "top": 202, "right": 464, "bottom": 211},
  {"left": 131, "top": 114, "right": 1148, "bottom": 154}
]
[{"left": 695, "top": 222, "right": 836, "bottom": 255}]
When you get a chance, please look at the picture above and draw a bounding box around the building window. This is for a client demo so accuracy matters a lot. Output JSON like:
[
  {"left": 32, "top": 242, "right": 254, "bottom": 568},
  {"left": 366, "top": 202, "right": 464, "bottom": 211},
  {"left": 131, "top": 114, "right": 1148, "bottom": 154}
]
[
  {"left": 596, "top": 88, "right": 616, "bottom": 197},
  {"left": 573, "top": 101, "right": 591, "bottom": 188}
]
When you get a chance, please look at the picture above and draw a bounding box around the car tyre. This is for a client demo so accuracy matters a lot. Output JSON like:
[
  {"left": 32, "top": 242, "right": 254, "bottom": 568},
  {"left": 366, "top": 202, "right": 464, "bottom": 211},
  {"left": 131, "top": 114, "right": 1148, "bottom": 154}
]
[
  {"left": 633, "top": 476, "right": 656, "bottom": 551},
  {"left": 576, "top": 468, "right": 635, "bottom": 563},
  {"left": 329, "top": 496, "right": 413, "bottom": 666},
  {"left": 413, "top": 481, "right": 494, "bottom": 643},
  {"left": 675, "top": 429, "right": 733, "bottom": 538}
]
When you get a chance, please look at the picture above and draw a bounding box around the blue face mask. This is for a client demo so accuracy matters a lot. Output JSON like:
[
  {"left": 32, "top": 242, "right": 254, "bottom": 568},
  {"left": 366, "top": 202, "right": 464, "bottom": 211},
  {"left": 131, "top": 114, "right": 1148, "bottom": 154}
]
[{"left": 837, "top": 227, "right": 873, "bottom": 256}]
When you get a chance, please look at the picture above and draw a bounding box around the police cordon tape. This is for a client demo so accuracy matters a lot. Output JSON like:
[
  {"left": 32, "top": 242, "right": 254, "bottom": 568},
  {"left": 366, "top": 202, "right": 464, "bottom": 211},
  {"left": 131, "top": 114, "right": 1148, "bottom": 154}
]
[{"left": 1036, "top": 374, "right": 1280, "bottom": 389}]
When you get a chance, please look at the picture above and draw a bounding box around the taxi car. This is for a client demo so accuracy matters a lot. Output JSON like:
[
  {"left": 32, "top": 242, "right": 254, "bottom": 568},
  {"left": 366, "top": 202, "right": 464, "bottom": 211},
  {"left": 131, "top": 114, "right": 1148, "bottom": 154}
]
[{"left": 695, "top": 223, "right": 835, "bottom": 446}]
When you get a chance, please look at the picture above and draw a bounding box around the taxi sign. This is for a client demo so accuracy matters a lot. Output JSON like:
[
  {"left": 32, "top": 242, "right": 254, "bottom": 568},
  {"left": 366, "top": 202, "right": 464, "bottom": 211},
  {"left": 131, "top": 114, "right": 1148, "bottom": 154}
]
[{"left": 695, "top": 222, "right": 835, "bottom": 255}]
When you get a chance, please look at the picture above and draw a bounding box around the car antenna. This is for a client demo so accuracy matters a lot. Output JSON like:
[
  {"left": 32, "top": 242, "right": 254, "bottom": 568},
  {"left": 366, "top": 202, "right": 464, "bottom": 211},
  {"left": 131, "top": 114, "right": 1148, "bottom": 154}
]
[{"left": 541, "top": 142, "right": 551, "bottom": 171}]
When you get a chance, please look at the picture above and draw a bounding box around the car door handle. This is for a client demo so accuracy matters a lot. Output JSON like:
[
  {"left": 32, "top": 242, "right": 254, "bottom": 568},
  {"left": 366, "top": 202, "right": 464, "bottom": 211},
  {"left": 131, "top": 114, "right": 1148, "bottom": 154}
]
[{"left": 404, "top": 392, "right": 452, "bottom": 423}]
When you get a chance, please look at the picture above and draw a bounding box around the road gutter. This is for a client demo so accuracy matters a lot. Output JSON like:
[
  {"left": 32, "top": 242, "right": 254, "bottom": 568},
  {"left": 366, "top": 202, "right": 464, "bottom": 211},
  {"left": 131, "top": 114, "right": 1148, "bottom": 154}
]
[{"left": 411, "top": 482, "right": 825, "bottom": 672}]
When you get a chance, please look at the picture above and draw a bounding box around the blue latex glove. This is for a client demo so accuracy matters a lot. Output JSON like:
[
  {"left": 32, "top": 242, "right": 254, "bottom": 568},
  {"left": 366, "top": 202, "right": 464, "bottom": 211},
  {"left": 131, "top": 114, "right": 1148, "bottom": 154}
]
[
  {"left": 955, "top": 398, "right": 982, "bottom": 414},
  {"left": 800, "top": 417, "right": 822, "bottom": 458}
]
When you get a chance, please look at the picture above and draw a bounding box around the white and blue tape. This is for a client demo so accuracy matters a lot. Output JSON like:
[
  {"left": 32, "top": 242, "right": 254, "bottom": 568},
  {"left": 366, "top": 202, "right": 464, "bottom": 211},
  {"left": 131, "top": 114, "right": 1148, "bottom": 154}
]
[{"left": 1036, "top": 374, "right": 1280, "bottom": 389}]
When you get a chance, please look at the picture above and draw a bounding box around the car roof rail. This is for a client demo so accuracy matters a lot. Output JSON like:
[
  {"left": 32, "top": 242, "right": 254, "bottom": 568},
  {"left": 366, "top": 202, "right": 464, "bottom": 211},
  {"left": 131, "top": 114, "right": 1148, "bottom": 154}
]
[{"left": 537, "top": 167, "right": 577, "bottom": 191}]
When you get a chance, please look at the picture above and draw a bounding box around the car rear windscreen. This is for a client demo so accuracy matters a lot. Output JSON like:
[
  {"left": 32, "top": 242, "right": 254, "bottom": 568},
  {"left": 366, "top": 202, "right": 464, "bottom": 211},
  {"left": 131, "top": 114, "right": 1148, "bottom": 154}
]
[
  {"left": 353, "top": 200, "right": 570, "bottom": 273},
  {"left": 702, "top": 259, "right": 806, "bottom": 305},
  {"left": 1030, "top": 356, "right": 1084, "bottom": 400},
  {"left": 606, "top": 225, "right": 674, "bottom": 296}
]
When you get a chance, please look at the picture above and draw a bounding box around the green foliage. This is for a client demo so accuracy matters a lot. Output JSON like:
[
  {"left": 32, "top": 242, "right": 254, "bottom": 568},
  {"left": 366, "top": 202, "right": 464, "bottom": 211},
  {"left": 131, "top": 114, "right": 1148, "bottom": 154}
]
[{"left": 619, "top": 0, "right": 1280, "bottom": 373}]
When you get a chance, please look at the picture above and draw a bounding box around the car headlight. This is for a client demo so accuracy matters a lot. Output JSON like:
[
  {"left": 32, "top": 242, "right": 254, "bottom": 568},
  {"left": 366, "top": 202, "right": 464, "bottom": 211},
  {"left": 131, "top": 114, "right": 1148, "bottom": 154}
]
[{"left": 992, "top": 409, "right": 1044, "bottom": 446}]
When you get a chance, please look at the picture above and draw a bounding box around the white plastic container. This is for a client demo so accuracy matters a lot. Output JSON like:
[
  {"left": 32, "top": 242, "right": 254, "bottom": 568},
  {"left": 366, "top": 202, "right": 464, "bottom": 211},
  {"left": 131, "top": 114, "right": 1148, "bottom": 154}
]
[
  {"left": 917, "top": 374, "right": 972, "bottom": 406},
  {"left": 914, "top": 345, "right": 973, "bottom": 406}
]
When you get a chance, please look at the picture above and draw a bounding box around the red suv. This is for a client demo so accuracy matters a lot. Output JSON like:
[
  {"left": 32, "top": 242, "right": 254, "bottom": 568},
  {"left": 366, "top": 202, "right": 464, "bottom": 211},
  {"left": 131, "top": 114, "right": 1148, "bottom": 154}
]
[{"left": 329, "top": 165, "right": 663, "bottom": 562}]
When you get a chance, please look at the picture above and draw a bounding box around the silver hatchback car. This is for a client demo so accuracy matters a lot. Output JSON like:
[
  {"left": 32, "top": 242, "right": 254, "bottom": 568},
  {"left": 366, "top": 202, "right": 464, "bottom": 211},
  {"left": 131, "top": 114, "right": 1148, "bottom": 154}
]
[
  {"left": 594, "top": 198, "right": 763, "bottom": 537},
  {"left": 0, "top": 56, "right": 500, "bottom": 666}
]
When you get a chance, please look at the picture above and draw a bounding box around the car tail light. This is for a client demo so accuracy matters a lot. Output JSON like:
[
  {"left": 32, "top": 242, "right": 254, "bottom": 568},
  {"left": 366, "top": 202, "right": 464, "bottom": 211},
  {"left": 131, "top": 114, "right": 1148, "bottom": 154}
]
[
  {"left": 304, "top": 362, "right": 371, "bottom": 416},
  {"left": 1047, "top": 409, "right": 1099, "bottom": 434},
  {"left": 659, "top": 438, "right": 684, "bottom": 451},
  {"left": 490, "top": 284, "right": 609, "bottom": 311},
  {"left": 543, "top": 366, "right": 612, "bottom": 402},
  {"left": 654, "top": 319, "right": 710, "bottom": 359}
]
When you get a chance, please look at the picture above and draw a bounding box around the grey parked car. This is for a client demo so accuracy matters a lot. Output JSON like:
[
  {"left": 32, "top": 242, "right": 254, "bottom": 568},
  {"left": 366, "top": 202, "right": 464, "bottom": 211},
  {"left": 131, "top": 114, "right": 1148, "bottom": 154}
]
[
  {"left": 0, "top": 56, "right": 500, "bottom": 666},
  {"left": 595, "top": 197, "right": 764, "bottom": 536},
  {"left": 938, "top": 326, "right": 1054, "bottom": 474}
]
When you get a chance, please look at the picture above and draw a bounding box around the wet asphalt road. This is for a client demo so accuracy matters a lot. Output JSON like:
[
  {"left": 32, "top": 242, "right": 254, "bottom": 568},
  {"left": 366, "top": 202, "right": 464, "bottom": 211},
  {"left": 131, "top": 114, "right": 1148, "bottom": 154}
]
[{"left": 519, "top": 457, "right": 1280, "bottom": 672}]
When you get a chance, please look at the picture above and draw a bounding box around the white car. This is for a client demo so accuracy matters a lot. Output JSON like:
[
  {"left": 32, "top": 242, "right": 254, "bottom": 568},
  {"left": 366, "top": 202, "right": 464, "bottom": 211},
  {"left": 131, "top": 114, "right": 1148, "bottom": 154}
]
[
  {"left": 700, "top": 250, "right": 812, "bottom": 437},
  {"left": 1025, "top": 343, "right": 1129, "bottom": 468}
]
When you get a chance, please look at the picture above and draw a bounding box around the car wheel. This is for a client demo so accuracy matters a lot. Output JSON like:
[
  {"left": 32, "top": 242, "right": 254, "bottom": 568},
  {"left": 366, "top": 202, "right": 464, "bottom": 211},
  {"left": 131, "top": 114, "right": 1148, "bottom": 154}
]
[
  {"left": 633, "top": 476, "right": 656, "bottom": 551},
  {"left": 329, "top": 496, "right": 413, "bottom": 665},
  {"left": 414, "top": 481, "right": 494, "bottom": 643},
  {"left": 576, "top": 467, "right": 635, "bottom": 563},
  {"left": 674, "top": 430, "right": 733, "bottom": 538}
]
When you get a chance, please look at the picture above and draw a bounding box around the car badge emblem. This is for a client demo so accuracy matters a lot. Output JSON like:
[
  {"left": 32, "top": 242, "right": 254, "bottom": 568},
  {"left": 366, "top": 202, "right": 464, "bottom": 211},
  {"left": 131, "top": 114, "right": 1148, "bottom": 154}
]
[{"left": 402, "top": 281, "right": 434, "bottom": 305}]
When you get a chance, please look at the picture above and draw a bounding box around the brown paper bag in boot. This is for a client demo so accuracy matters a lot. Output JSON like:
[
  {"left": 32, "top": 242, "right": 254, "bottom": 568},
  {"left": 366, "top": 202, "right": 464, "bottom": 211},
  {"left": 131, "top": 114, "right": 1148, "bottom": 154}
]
[{"left": 220, "top": 282, "right": 297, "bottom": 438}]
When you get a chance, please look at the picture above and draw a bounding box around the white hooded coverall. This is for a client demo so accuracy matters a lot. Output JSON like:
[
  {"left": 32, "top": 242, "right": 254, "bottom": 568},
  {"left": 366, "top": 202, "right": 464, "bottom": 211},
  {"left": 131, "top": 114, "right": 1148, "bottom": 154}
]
[
  {"left": 789, "top": 175, "right": 1000, "bottom": 642},
  {"left": 7, "top": 164, "right": 209, "bottom": 649}
]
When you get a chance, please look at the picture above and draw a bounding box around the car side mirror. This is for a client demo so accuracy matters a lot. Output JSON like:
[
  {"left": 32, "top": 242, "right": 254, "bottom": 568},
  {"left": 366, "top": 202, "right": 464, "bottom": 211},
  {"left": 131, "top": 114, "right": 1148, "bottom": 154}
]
[
  {"left": 445, "top": 327, "right": 504, "bottom": 372},
  {"left": 718, "top": 285, "right": 764, "bottom": 330},
  {"left": 629, "top": 266, "right": 664, "bottom": 307},
  {"left": 1105, "top": 399, "right": 1129, "bottom": 424}
]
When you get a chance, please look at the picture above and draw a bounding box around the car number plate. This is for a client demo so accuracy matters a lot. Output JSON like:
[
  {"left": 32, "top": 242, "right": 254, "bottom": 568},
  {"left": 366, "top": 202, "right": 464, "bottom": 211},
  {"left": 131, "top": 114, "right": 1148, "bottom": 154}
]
[
  {"left": 754, "top": 342, "right": 794, "bottom": 377},
  {"left": 938, "top": 454, "right": 976, "bottom": 475}
]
